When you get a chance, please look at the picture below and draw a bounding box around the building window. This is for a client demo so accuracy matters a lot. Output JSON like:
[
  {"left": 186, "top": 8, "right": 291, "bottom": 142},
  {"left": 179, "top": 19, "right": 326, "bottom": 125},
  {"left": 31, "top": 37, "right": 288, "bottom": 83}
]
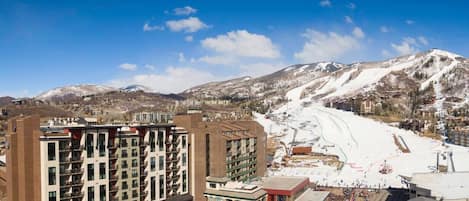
[
  {"left": 132, "top": 159, "right": 138, "bottom": 167},
  {"left": 122, "top": 181, "right": 128, "bottom": 190},
  {"left": 98, "top": 134, "right": 106, "bottom": 157},
  {"left": 122, "top": 192, "right": 128, "bottom": 200},
  {"left": 132, "top": 179, "right": 138, "bottom": 188},
  {"left": 183, "top": 170, "right": 187, "bottom": 192},
  {"left": 88, "top": 164, "right": 94, "bottom": 181},
  {"left": 121, "top": 150, "right": 128, "bottom": 158},
  {"left": 88, "top": 186, "right": 95, "bottom": 201},
  {"left": 121, "top": 160, "right": 128, "bottom": 169},
  {"left": 151, "top": 157, "right": 156, "bottom": 171},
  {"left": 99, "top": 185, "right": 106, "bottom": 201},
  {"left": 132, "top": 190, "right": 138, "bottom": 198},
  {"left": 131, "top": 139, "right": 137, "bottom": 146},
  {"left": 151, "top": 176, "right": 156, "bottom": 200},
  {"left": 182, "top": 153, "right": 187, "bottom": 166},
  {"left": 157, "top": 131, "right": 164, "bottom": 151},
  {"left": 132, "top": 169, "right": 138, "bottom": 178},
  {"left": 182, "top": 136, "right": 187, "bottom": 149},
  {"left": 159, "top": 175, "right": 164, "bottom": 198},
  {"left": 48, "top": 191, "right": 56, "bottom": 201},
  {"left": 99, "top": 163, "right": 106, "bottom": 179},
  {"left": 48, "top": 167, "right": 56, "bottom": 185},
  {"left": 86, "top": 134, "right": 94, "bottom": 158},
  {"left": 209, "top": 183, "right": 216, "bottom": 189},
  {"left": 122, "top": 171, "right": 128, "bottom": 179},
  {"left": 150, "top": 132, "right": 156, "bottom": 152},
  {"left": 131, "top": 149, "right": 138, "bottom": 157},
  {"left": 159, "top": 156, "right": 164, "bottom": 170},
  {"left": 48, "top": 143, "right": 56, "bottom": 161},
  {"left": 121, "top": 139, "right": 128, "bottom": 147}
]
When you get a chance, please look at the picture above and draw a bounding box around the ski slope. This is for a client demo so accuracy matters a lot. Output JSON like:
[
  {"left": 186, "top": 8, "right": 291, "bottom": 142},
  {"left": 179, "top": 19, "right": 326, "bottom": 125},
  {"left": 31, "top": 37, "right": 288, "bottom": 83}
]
[{"left": 256, "top": 81, "right": 469, "bottom": 188}]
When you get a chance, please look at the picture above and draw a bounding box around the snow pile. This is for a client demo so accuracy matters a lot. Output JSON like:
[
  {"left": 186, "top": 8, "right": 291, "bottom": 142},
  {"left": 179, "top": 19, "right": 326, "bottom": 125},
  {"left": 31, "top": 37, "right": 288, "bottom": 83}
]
[{"left": 36, "top": 84, "right": 116, "bottom": 100}]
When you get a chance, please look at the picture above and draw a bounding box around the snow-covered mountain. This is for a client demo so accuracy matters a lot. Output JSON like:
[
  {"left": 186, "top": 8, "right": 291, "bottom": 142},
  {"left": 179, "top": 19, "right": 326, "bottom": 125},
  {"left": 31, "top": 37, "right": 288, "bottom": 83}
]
[
  {"left": 183, "top": 62, "right": 348, "bottom": 99},
  {"left": 184, "top": 49, "right": 469, "bottom": 110},
  {"left": 119, "top": 84, "right": 153, "bottom": 93},
  {"left": 36, "top": 84, "right": 116, "bottom": 100}
]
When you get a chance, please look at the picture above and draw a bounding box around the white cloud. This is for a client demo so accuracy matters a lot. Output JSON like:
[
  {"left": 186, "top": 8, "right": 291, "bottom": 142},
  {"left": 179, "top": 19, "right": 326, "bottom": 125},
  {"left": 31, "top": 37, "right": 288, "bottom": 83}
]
[
  {"left": 418, "top": 36, "right": 428, "bottom": 46},
  {"left": 144, "top": 64, "right": 156, "bottom": 70},
  {"left": 391, "top": 37, "right": 418, "bottom": 55},
  {"left": 294, "top": 29, "right": 361, "bottom": 63},
  {"left": 200, "top": 30, "right": 280, "bottom": 60},
  {"left": 178, "top": 52, "right": 186, "bottom": 62},
  {"left": 173, "top": 6, "right": 197, "bottom": 16},
  {"left": 184, "top": 35, "right": 194, "bottom": 42},
  {"left": 380, "top": 26, "right": 389, "bottom": 33},
  {"left": 198, "top": 56, "right": 236, "bottom": 65},
  {"left": 347, "top": 2, "right": 356, "bottom": 9},
  {"left": 319, "top": 0, "right": 331, "bottom": 7},
  {"left": 405, "top": 20, "right": 415, "bottom": 25},
  {"left": 143, "top": 23, "right": 164, "bottom": 32},
  {"left": 109, "top": 67, "right": 219, "bottom": 93},
  {"left": 352, "top": 27, "right": 365, "bottom": 38},
  {"left": 119, "top": 63, "right": 137, "bottom": 71},
  {"left": 345, "top": 16, "right": 353, "bottom": 24},
  {"left": 166, "top": 17, "right": 208, "bottom": 33}
]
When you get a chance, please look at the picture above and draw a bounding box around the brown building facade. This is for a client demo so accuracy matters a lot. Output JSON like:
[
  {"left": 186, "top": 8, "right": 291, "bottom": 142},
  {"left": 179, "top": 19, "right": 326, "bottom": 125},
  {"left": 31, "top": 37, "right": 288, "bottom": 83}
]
[
  {"left": 173, "top": 114, "right": 266, "bottom": 201},
  {"left": 6, "top": 115, "right": 191, "bottom": 201}
]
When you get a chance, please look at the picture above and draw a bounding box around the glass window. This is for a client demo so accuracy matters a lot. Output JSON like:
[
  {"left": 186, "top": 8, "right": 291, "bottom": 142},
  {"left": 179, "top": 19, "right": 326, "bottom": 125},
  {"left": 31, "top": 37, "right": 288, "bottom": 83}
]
[
  {"left": 132, "top": 179, "right": 138, "bottom": 188},
  {"left": 131, "top": 149, "right": 138, "bottom": 157},
  {"left": 99, "top": 163, "right": 106, "bottom": 179},
  {"left": 131, "top": 139, "right": 137, "bottom": 146},
  {"left": 182, "top": 136, "right": 187, "bottom": 149},
  {"left": 98, "top": 134, "right": 106, "bottom": 157},
  {"left": 48, "top": 191, "right": 56, "bottom": 201},
  {"left": 88, "top": 164, "right": 94, "bottom": 181},
  {"left": 159, "top": 175, "right": 164, "bottom": 198},
  {"left": 121, "top": 150, "right": 128, "bottom": 158},
  {"left": 132, "top": 190, "right": 138, "bottom": 198},
  {"left": 159, "top": 156, "right": 164, "bottom": 170},
  {"left": 150, "top": 132, "right": 155, "bottom": 152},
  {"left": 86, "top": 134, "right": 94, "bottom": 158},
  {"left": 183, "top": 170, "right": 187, "bottom": 192},
  {"left": 132, "top": 169, "right": 138, "bottom": 178},
  {"left": 182, "top": 153, "right": 187, "bottom": 166},
  {"left": 48, "top": 167, "right": 56, "bottom": 185},
  {"left": 121, "top": 160, "right": 128, "bottom": 169},
  {"left": 132, "top": 159, "right": 138, "bottom": 167},
  {"left": 151, "top": 176, "right": 156, "bottom": 200},
  {"left": 88, "top": 186, "right": 95, "bottom": 201},
  {"left": 122, "top": 171, "right": 128, "bottom": 179},
  {"left": 158, "top": 131, "right": 164, "bottom": 151},
  {"left": 48, "top": 143, "right": 56, "bottom": 161},
  {"left": 122, "top": 192, "right": 128, "bottom": 200},
  {"left": 99, "top": 185, "right": 106, "bottom": 201},
  {"left": 122, "top": 181, "right": 128, "bottom": 190},
  {"left": 150, "top": 157, "right": 156, "bottom": 171}
]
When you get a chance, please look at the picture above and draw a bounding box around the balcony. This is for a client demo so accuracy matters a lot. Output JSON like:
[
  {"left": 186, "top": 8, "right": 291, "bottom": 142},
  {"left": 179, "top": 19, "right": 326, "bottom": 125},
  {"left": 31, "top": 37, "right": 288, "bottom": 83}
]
[
  {"left": 171, "top": 156, "right": 180, "bottom": 163},
  {"left": 109, "top": 154, "right": 118, "bottom": 160},
  {"left": 60, "top": 192, "right": 84, "bottom": 200},
  {"left": 59, "top": 147, "right": 71, "bottom": 153},
  {"left": 108, "top": 143, "right": 118, "bottom": 150},
  {"left": 72, "top": 145, "right": 84, "bottom": 152},
  {"left": 109, "top": 175, "right": 118, "bottom": 182},
  {"left": 70, "top": 157, "right": 83, "bottom": 164},
  {"left": 109, "top": 186, "right": 118, "bottom": 193}
]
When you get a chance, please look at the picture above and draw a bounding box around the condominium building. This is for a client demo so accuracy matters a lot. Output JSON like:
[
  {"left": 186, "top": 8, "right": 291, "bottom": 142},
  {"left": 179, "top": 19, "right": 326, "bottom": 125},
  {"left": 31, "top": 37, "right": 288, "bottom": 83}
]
[
  {"left": 173, "top": 113, "right": 266, "bottom": 201},
  {"left": 6, "top": 115, "right": 192, "bottom": 201}
]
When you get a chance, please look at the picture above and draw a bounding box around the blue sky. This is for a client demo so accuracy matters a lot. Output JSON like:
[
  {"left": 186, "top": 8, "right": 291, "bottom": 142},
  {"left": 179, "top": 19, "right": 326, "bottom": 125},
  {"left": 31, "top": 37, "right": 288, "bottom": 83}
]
[{"left": 1, "top": 0, "right": 468, "bottom": 97}]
